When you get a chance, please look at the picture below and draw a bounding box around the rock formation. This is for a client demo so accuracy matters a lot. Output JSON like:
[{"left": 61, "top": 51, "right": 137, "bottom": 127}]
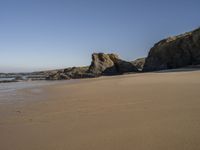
[
  {"left": 131, "top": 57, "right": 146, "bottom": 71},
  {"left": 46, "top": 71, "right": 70, "bottom": 80},
  {"left": 46, "top": 66, "right": 96, "bottom": 80},
  {"left": 143, "top": 28, "right": 200, "bottom": 71},
  {"left": 3, "top": 26, "right": 200, "bottom": 82},
  {"left": 88, "top": 53, "right": 138, "bottom": 75},
  {"left": 64, "top": 67, "right": 95, "bottom": 79},
  {"left": 46, "top": 53, "right": 138, "bottom": 80}
]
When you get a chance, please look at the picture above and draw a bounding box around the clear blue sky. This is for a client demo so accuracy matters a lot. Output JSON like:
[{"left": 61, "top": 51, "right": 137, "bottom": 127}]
[{"left": 0, "top": 0, "right": 200, "bottom": 72}]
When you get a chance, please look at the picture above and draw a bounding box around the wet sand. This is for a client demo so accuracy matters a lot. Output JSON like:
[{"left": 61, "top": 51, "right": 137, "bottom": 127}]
[{"left": 0, "top": 70, "right": 200, "bottom": 150}]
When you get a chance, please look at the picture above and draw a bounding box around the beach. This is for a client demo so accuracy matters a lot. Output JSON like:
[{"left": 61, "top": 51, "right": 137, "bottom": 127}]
[{"left": 0, "top": 70, "right": 200, "bottom": 150}]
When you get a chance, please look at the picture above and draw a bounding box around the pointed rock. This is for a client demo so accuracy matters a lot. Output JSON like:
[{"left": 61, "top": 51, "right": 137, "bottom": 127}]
[{"left": 89, "top": 53, "right": 138, "bottom": 75}]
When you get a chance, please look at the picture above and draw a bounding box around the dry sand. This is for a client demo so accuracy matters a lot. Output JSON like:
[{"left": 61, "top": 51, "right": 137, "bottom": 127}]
[{"left": 0, "top": 70, "right": 200, "bottom": 150}]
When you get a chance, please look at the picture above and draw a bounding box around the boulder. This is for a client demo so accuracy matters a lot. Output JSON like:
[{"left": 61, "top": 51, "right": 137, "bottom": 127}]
[
  {"left": 89, "top": 53, "right": 118, "bottom": 75},
  {"left": 131, "top": 57, "right": 146, "bottom": 71},
  {"left": 143, "top": 28, "right": 200, "bottom": 71},
  {"left": 88, "top": 53, "right": 138, "bottom": 75}
]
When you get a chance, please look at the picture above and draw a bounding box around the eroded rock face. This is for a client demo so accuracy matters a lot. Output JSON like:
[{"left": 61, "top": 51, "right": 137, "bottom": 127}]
[
  {"left": 131, "top": 58, "right": 146, "bottom": 71},
  {"left": 88, "top": 53, "right": 118, "bottom": 75},
  {"left": 143, "top": 28, "right": 200, "bottom": 71},
  {"left": 88, "top": 53, "right": 138, "bottom": 75}
]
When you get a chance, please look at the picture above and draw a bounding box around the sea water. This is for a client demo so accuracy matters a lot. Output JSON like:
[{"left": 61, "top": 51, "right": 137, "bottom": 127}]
[
  {"left": 0, "top": 81, "right": 63, "bottom": 104},
  {"left": 0, "top": 80, "right": 78, "bottom": 104},
  {"left": 0, "top": 78, "right": 15, "bottom": 81}
]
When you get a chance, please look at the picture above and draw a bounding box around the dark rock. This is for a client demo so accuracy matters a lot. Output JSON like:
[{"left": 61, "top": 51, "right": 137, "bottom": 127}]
[
  {"left": 46, "top": 66, "right": 96, "bottom": 80},
  {"left": 64, "top": 67, "right": 95, "bottom": 79},
  {"left": 143, "top": 28, "right": 200, "bottom": 71},
  {"left": 0, "top": 80, "right": 18, "bottom": 83},
  {"left": 115, "top": 59, "right": 138, "bottom": 73},
  {"left": 88, "top": 53, "right": 138, "bottom": 75},
  {"left": 15, "top": 76, "right": 24, "bottom": 81},
  {"left": 131, "top": 58, "right": 146, "bottom": 71},
  {"left": 46, "top": 71, "right": 70, "bottom": 80}
]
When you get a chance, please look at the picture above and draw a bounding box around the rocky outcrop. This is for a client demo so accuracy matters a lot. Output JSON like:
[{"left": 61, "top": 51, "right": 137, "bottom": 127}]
[
  {"left": 88, "top": 53, "right": 118, "bottom": 75},
  {"left": 143, "top": 28, "right": 200, "bottom": 71},
  {"left": 131, "top": 58, "right": 146, "bottom": 71},
  {"left": 64, "top": 67, "right": 95, "bottom": 79},
  {"left": 46, "top": 66, "right": 96, "bottom": 80},
  {"left": 46, "top": 71, "right": 70, "bottom": 80},
  {"left": 45, "top": 53, "right": 137, "bottom": 80},
  {"left": 0, "top": 52, "right": 142, "bottom": 82},
  {"left": 88, "top": 53, "right": 138, "bottom": 75}
]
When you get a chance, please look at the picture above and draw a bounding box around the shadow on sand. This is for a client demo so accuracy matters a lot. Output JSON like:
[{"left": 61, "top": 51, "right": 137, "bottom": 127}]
[{"left": 154, "top": 65, "right": 200, "bottom": 73}]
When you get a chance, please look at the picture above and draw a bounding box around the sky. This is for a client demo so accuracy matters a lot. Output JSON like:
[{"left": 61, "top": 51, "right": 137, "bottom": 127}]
[{"left": 0, "top": 0, "right": 200, "bottom": 72}]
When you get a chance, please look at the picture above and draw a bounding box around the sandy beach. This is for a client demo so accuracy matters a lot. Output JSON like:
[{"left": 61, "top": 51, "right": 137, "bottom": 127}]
[{"left": 0, "top": 70, "right": 200, "bottom": 150}]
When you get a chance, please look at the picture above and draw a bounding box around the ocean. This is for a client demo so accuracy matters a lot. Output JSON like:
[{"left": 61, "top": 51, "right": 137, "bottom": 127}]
[
  {"left": 0, "top": 80, "right": 79, "bottom": 104},
  {"left": 0, "top": 78, "right": 15, "bottom": 81},
  {"left": 0, "top": 81, "right": 66, "bottom": 104}
]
